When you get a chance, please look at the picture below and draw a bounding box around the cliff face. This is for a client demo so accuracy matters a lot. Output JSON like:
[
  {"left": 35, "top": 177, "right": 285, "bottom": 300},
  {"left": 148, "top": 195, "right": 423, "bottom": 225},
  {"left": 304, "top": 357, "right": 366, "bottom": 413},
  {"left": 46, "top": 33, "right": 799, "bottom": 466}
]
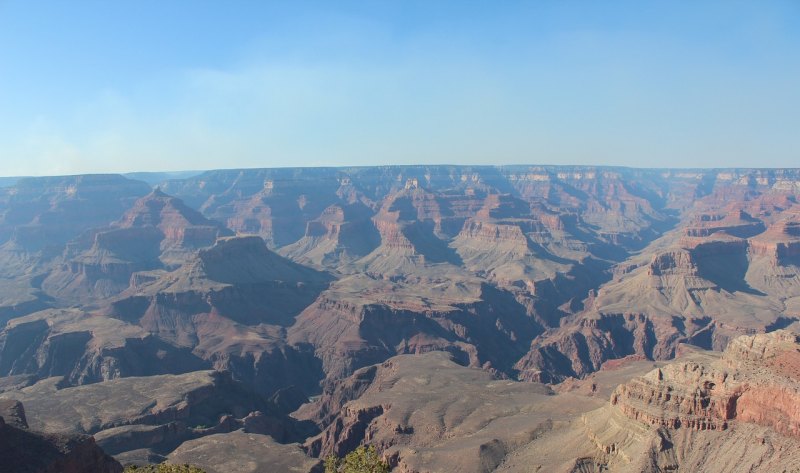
[
  {"left": 300, "top": 336, "right": 800, "bottom": 473},
  {"left": 0, "top": 175, "right": 151, "bottom": 253},
  {"left": 611, "top": 331, "right": 800, "bottom": 438},
  {"left": 683, "top": 210, "right": 766, "bottom": 238},
  {"left": 288, "top": 277, "right": 543, "bottom": 382},
  {"left": 1, "top": 370, "right": 312, "bottom": 462},
  {"left": 517, "top": 184, "right": 800, "bottom": 383},
  {"left": 2, "top": 166, "right": 800, "bottom": 471},
  {"left": 41, "top": 189, "right": 234, "bottom": 305},
  {"left": 279, "top": 203, "right": 381, "bottom": 267},
  {"left": 749, "top": 218, "right": 800, "bottom": 265},
  {"left": 99, "top": 237, "right": 331, "bottom": 395},
  {"left": 0, "top": 399, "right": 122, "bottom": 473}
]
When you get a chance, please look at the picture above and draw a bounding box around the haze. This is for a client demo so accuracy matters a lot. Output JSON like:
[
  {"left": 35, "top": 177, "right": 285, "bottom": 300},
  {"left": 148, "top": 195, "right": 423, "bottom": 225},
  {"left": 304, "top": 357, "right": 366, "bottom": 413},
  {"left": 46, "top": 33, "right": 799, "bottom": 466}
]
[{"left": 0, "top": 0, "right": 798, "bottom": 176}]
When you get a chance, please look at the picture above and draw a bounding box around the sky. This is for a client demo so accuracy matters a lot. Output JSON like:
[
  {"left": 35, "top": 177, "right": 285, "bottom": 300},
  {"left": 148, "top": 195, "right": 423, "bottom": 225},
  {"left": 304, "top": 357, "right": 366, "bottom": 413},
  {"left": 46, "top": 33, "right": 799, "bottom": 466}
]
[{"left": 0, "top": 0, "right": 798, "bottom": 176}]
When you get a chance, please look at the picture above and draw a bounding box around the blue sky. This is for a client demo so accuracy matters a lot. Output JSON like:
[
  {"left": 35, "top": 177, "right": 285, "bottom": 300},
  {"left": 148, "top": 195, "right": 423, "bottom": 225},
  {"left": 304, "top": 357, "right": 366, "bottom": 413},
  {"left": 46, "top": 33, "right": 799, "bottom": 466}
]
[{"left": 0, "top": 1, "right": 798, "bottom": 176}]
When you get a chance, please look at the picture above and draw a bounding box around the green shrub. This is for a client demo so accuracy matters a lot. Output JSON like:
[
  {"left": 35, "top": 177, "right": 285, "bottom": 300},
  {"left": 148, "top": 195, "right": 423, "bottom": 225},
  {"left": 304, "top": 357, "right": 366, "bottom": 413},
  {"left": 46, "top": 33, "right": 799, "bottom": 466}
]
[
  {"left": 324, "top": 445, "right": 390, "bottom": 473},
  {"left": 123, "top": 464, "right": 206, "bottom": 473}
]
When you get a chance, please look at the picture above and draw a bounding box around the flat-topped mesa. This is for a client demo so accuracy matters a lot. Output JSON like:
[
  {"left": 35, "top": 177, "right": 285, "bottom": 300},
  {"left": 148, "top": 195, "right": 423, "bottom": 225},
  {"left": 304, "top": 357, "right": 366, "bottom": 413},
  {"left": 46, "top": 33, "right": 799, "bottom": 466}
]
[
  {"left": 722, "top": 329, "right": 800, "bottom": 365},
  {"left": 647, "top": 250, "right": 699, "bottom": 276},
  {"left": 199, "top": 234, "right": 266, "bottom": 259},
  {"left": 304, "top": 205, "right": 347, "bottom": 238},
  {"left": 457, "top": 220, "right": 530, "bottom": 247},
  {"left": 0, "top": 174, "right": 151, "bottom": 251},
  {"left": 685, "top": 235, "right": 749, "bottom": 256},
  {"left": 303, "top": 203, "right": 375, "bottom": 239},
  {"left": 611, "top": 331, "right": 800, "bottom": 438},
  {"left": 684, "top": 210, "right": 765, "bottom": 238},
  {"left": 749, "top": 219, "right": 800, "bottom": 265},
  {"left": 61, "top": 226, "right": 162, "bottom": 271},
  {"left": 196, "top": 235, "right": 329, "bottom": 285},
  {"left": 278, "top": 203, "right": 381, "bottom": 268},
  {"left": 474, "top": 193, "right": 531, "bottom": 220},
  {"left": 649, "top": 236, "right": 749, "bottom": 276}
]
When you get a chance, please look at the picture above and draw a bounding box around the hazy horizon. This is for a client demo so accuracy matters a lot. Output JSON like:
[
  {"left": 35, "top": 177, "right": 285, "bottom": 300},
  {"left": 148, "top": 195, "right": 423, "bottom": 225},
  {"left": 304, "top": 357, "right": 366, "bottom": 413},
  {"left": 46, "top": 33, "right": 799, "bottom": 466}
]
[
  {"left": 1, "top": 1, "right": 798, "bottom": 176},
  {"left": 5, "top": 162, "right": 800, "bottom": 181}
]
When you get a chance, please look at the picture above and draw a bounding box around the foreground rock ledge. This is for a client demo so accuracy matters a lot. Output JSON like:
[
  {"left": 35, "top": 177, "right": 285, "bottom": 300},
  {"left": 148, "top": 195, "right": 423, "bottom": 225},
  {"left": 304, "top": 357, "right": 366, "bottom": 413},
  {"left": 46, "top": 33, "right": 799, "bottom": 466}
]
[{"left": 0, "top": 398, "right": 122, "bottom": 473}]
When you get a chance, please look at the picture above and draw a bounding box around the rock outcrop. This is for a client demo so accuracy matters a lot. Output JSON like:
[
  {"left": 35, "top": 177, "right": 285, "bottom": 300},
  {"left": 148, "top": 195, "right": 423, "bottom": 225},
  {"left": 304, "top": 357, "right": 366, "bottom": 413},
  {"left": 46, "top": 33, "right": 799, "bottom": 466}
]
[
  {"left": 279, "top": 203, "right": 381, "bottom": 268},
  {"left": 612, "top": 330, "right": 800, "bottom": 438},
  {"left": 0, "top": 370, "right": 313, "bottom": 464},
  {"left": 167, "top": 430, "right": 321, "bottom": 473},
  {"left": 2, "top": 166, "right": 800, "bottom": 471},
  {"left": 41, "top": 189, "right": 234, "bottom": 304},
  {"left": 301, "top": 339, "right": 800, "bottom": 472},
  {"left": 0, "top": 399, "right": 122, "bottom": 473}
]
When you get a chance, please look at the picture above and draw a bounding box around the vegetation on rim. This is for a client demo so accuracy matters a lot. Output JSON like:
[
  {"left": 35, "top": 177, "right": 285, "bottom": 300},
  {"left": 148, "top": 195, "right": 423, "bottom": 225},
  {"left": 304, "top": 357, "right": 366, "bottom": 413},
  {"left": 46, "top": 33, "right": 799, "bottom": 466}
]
[
  {"left": 123, "top": 464, "right": 206, "bottom": 473},
  {"left": 324, "top": 445, "right": 390, "bottom": 473}
]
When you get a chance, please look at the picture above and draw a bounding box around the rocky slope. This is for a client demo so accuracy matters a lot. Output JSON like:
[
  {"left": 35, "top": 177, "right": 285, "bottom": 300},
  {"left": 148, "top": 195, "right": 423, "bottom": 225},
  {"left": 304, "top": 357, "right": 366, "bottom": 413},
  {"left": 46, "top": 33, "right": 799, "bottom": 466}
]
[
  {"left": 167, "top": 431, "right": 321, "bottom": 473},
  {"left": 611, "top": 330, "right": 800, "bottom": 437},
  {"left": 305, "top": 332, "right": 800, "bottom": 472},
  {"left": 0, "top": 307, "right": 215, "bottom": 388},
  {"left": 101, "top": 235, "right": 332, "bottom": 395},
  {"left": 0, "top": 236, "right": 332, "bottom": 396},
  {"left": 0, "top": 370, "right": 315, "bottom": 466},
  {"left": 0, "top": 166, "right": 799, "bottom": 471},
  {"left": 517, "top": 186, "right": 800, "bottom": 382},
  {"left": 40, "top": 189, "right": 233, "bottom": 305},
  {"left": 0, "top": 398, "right": 122, "bottom": 473},
  {"left": 0, "top": 175, "right": 151, "bottom": 322}
]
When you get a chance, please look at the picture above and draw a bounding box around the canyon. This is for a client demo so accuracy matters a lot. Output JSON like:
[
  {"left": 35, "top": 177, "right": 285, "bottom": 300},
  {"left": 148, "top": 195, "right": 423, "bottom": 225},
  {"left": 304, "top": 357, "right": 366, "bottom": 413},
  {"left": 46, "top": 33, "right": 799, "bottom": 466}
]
[{"left": 0, "top": 165, "right": 798, "bottom": 471}]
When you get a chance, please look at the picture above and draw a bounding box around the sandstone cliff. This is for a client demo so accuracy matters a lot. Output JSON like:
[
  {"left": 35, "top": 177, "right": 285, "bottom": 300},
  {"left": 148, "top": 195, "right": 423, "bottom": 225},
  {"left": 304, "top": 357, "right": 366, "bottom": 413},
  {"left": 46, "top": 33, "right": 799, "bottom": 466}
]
[{"left": 303, "top": 335, "right": 800, "bottom": 472}]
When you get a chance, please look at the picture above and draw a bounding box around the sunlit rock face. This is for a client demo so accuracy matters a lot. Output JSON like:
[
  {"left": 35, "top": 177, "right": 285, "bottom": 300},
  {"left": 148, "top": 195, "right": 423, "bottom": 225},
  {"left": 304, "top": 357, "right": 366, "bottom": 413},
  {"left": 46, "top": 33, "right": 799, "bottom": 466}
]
[{"left": 0, "top": 165, "right": 800, "bottom": 470}]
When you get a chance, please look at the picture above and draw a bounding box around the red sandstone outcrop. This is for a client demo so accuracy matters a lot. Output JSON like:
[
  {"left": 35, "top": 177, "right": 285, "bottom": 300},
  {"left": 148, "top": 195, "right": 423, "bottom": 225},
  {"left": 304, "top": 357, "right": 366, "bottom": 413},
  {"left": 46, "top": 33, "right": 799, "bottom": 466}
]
[
  {"left": 117, "top": 188, "right": 233, "bottom": 260},
  {"left": 749, "top": 218, "right": 800, "bottom": 266}
]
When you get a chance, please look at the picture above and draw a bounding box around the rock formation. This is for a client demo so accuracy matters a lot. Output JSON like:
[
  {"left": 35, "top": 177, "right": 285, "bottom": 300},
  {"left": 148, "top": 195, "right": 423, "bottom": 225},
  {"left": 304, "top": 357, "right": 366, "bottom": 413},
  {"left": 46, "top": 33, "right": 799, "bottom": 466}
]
[
  {"left": 41, "top": 189, "right": 233, "bottom": 305},
  {"left": 0, "top": 398, "right": 122, "bottom": 473},
  {"left": 303, "top": 333, "right": 800, "bottom": 472},
  {"left": 612, "top": 330, "right": 800, "bottom": 437},
  {"left": 0, "top": 370, "right": 314, "bottom": 466},
  {"left": 0, "top": 166, "right": 799, "bottom": 471}
]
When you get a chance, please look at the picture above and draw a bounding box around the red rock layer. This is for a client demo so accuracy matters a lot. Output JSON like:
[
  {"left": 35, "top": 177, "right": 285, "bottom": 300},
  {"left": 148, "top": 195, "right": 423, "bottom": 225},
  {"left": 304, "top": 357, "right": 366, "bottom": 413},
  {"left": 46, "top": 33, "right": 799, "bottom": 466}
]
[{"left": 612, "top": 331, "right": 800, "bottom": 438}]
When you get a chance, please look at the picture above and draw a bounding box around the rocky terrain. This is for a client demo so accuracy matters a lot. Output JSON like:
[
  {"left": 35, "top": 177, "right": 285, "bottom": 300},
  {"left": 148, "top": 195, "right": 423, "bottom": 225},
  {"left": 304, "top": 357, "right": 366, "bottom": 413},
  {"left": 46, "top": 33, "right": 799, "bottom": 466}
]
[
  {"left": 0, "top": 369, "right": 316, "bottom": 467},
  {"left": 0, "top": 165, "right": 798, "bottom": 470},
  {"left": 306, "top": 331, "right": 800, "bottom": 472},
  {"left": 0, "top": 398, "right": 122, "bottom": 473}
]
